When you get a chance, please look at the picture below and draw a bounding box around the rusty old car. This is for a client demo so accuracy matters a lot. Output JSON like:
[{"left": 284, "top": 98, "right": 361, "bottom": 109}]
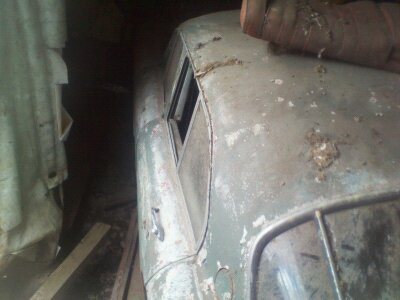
[{"left": 133, "top": 10, "right": 400, "bottom": 300}]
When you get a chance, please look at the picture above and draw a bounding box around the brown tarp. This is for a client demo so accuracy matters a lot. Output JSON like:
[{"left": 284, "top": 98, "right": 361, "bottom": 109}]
[{"left": 241, "top": 0, "right": 400, "bottom": 73}]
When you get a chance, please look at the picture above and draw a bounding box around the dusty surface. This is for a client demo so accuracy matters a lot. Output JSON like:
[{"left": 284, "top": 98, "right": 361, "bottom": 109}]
[
  {"left": 195, "top": 58, "right": 243, "bottom": 78},
  {"left": 194, "top": 36, "right": 222, "bottom": 50}
]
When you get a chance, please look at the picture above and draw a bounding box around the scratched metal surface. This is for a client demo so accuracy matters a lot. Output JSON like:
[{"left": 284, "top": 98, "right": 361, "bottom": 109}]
[
  {"left": 145, "top": 261, "right": 201, "bottom": 300},
  {"left": 135, "top": 117, "right": 197, "bottom": 283},
  {"left": 0, "top": 0, "right": 68, "bottom": 273},
  {"left": 134, "top": 10, "right": 400, "bottom": 299},
  {"left": 181, "top": 10, "right": 400, "bottom": 299}
]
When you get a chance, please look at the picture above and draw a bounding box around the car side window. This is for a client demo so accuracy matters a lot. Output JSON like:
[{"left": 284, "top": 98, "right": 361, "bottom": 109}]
[
  {"left": 164, "top": 32, "right": 183, "bottom": 104},
  {"left": 167, "top": 55, "right": 210, "bottom": 243},
  {"left": 177, "top": 102, "right": 210, "bottom": 242},
  {"left": 168, "top": 57, "right": 199, "bottom": 161}
]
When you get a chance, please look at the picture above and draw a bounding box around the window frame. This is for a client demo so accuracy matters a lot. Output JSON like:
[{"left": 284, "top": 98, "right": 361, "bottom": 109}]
[
  {"left": 167, "top": 56, "right": 200, "bottom": 165},
  {"left": 177, "top": 99, "right": 211, "bottom": 242},
  {"left": 165, "top": 48, "right": 212, "bottom": 247},
  {"left": 247, "top": 192, "right": 400, "bottom": 299},
  {"left": 176, "top": 98, "right": 202, "bottom": 171}
]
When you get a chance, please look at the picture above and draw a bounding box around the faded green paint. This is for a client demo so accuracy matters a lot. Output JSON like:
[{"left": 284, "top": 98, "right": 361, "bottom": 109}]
[{"left": 135, "top": 11, "right": 400, "bottom": 299}]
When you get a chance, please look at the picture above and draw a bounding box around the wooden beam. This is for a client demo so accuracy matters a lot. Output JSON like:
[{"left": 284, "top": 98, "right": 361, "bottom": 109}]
[
  {"left": 30, "top": 223, "right": 111, "bottom": 300},
  {"left": 110, "top": 210, "right": 138, "bottom": 300},
  {"left": 127, "top": 246, "right": 146, "bottom": 300}
]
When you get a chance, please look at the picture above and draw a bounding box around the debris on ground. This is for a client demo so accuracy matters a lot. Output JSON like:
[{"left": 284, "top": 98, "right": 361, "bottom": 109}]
[
  {"left": 195, "top": 58, "right": 242, "bottom": 78},
  {"left": 306, "top": 128, "right": 339, "bottom": 170},
  {"left": 31, "top": 223, "right": 111, "bottom": 300},
  {"left": 354, "top": 116, "right": 363, "bottom": 123},
  {"left": 110, "top": 210, "right": 138, "bottom": 300}
]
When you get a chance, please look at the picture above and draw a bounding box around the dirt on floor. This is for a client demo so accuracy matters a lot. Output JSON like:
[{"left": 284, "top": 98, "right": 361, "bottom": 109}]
[{"left": 56, "top": 80, "right": 135, "bottom": 300}]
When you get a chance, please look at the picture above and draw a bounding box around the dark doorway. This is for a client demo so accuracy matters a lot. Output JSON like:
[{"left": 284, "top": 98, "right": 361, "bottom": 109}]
[{"left": 57, "top": 1, "right": 240, "bottom": 299}]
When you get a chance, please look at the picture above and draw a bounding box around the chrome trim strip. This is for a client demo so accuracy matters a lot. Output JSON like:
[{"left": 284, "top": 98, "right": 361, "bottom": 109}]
[{"left": 315, "top": 210, "right": 343, "bottom": 300}]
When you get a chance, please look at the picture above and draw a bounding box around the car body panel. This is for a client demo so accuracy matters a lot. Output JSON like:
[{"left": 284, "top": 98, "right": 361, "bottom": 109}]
[
  {"left": 145, "top": 260, "right": 203, "bottom": 300},
  {"left": 179, "top": 10, "right": 400, "bottom": 299},
  {"left": 135, "top": 117, "right": 196, "bottom": 283},
  {"left": 134, "top": 10, "right": 400, "bottom": 299},
  {"left": 133, "top": 65, "right": 164, "bottom": 135}
]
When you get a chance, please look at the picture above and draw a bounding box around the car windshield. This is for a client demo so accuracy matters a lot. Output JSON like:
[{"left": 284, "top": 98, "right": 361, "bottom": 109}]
[{"left": 256, "top": 199, "right": 400, "bottom": 299}]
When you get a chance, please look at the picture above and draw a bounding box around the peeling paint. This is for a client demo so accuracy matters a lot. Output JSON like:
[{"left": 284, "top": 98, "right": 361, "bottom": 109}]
[
  {"left": 224, "top": 124, "right": 268, "bottom": 148},
  {"left": 137, "top": 10, "right": 400, "bottom": 300},
  {"left": 158, "top": 264, "right": 195, "bottom": 299},
  {"left": 197, "top": 247, "right": 208, "bottom": 266},
  {"left": 271, "top": 78, "right": 283, "bottom": 85},
  {"left": 224, "top": 128, "right": 246, "bottom": 147},
  {"left": 217, "top": 261, "right": 222, "bottom": 269},
  {"left": 240, "top": 227, "right": 248, "bottom": 244},
  {"left": 240, "top": 235, "right": 256, "bottom": 271},
  {"left": 252, "top": 124, "right": 267, "bottom": 136},
  {"left": 252, "top": 215, "right": 266, "bottom": 228},
  {"left": 201, "top": 277, "right": 215, "bottom": 295},
  {"left": 208, "top": 232, "right": 213, "bottom": 244},
  {"left": 369, "top": 96, "right": 378, "bottom": 103},
  {"left": 217, "top": 261, "right": 230, "bottom": 270},
  {"left": 136, "top": 121, "right": 193, "bottom": 281}
]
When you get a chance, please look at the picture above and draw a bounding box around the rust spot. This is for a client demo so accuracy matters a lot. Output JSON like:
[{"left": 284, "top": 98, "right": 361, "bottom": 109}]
[
  {"left": 306, "top": 129, "right": 339, "bottom": 169},
  {"left": 194, "top": 36, "right": 222, "bottom": 50},
  {"left": 195, "top": 58, "right": 243, "bottom": 78}
]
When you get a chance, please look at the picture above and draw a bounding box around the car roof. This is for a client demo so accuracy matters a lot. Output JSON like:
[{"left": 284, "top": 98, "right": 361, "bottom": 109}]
[
  {"left": 173, "top": 10, "right": 400, "bottom": 298},
  {"left": 177, "top": 9, "right": 400, "bottom": 215}
]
